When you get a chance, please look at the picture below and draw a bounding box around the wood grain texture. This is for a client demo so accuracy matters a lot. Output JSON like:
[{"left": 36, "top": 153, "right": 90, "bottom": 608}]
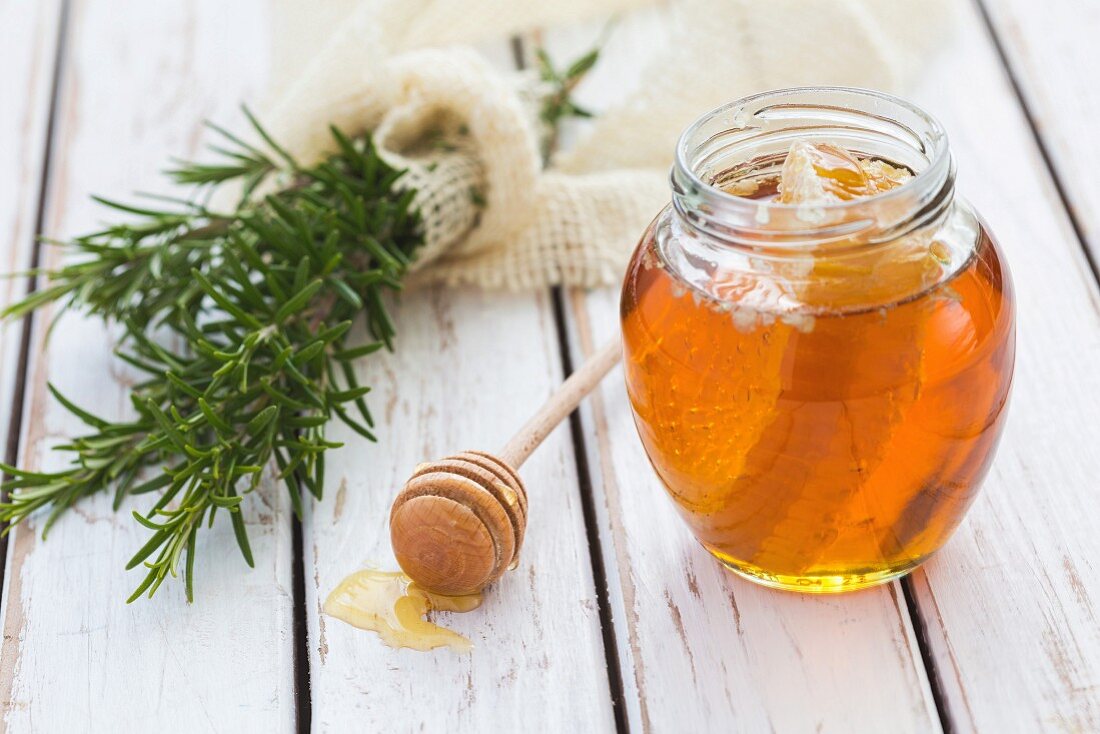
[
  {"left": 302, "top": 286, "right": 616, "bottom": 732},
  {"left": 978, "top": 0, "right": 1100, "bottom": 263},
  {"left": 300, "top": 40, "right": 616, "bottom": 733},
  {"left": 902, "top": 2, "right": 1100, "bottom": 730},
  {"left": 0, "top": 0, "right": 62, "bottom": 482},
  {"left": 552, "top": 2, "right": 1100, "bottom": 730},
  {"left": 0, "top": 1, "right": 1094, "bottom": 730},
  {"left": 499, "top": 337, "right": 620, "bottom": 468},
  {"left": 539, "top": 14, "right": 940, "bottom": 733},
  {"left": 0, "top": 1, "right": 296, "bottom": 731},
  {"left": 564, "top": 290, "right": 940, "bottom": 733}
]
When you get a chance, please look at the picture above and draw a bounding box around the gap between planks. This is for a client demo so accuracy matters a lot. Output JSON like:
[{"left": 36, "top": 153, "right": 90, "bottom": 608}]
[
  {"left": 1, "top": 1, "right": 296, "bottom": 730},
  {"left": 971, "top": 0, "right": 1100, "bottom": 289},
  {"left": 296, "top": 26, "right": 631, "bottom": 734},
  {"left": 511, "top": 33, "right": 632, "bottom": 734},
  {"left": 0, "top": 6, "right": 618, "bottom": 732},
  {"left": 13, "top": 4, "right": 1088, "bottom": 729},
  {"left": 888, "top": 7, "right": 1043, "bottom": 731},
  {"left": 548, "top": 288, "right": 630, "bottom": 734},
  {"left": 901, "top": 576, "right": 954, "bottom": 734},
  {"left": 292, "top": 514, "right": 311, "bottom": 733},
  {"left": 300, "top": 34, "right": 617, "bottom": 734},
  {"left": 0, "top": 0, "right": 71, "bottom": 664},
  {"left": 536, "top": 12, "right": 950, "bottom": 734}
]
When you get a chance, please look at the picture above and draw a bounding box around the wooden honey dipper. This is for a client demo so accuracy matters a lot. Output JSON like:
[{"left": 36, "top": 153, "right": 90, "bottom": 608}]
[{"left": 389, "top": 338, "right": 622, "bottom": 597}]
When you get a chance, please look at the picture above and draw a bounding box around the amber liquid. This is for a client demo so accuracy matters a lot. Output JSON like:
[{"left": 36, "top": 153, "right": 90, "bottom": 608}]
[{"left": 621, "top": 220, "right": 1015, "bottom": 591}]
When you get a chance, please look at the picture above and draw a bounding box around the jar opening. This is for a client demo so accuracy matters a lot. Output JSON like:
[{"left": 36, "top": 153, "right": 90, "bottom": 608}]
[{"left": 671, "top": 87, "right": 955, "bottom": 250}]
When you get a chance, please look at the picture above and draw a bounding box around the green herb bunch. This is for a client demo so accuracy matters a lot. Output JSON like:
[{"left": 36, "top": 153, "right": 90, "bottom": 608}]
[
  {"left": 0, "top": 111, "right": 422, "bottom": 602},
  {"left": 0, "top": 42, "right": 604, "bottom": 604}
]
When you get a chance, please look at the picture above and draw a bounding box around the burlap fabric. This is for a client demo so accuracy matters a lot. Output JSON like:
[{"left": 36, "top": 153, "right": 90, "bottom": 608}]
[{"left": 264, "top": 0, "right": 952, "bottom": 289}]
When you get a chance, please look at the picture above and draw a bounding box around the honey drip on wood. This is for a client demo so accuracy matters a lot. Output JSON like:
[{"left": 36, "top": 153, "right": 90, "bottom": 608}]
[{"left": 324, "top": 569, "right": 482, "bottom": 652}]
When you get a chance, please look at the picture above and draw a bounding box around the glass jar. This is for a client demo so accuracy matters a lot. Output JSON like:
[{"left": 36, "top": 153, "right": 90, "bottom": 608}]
[{"left": 620, "top": 88, "right": 1016, "bottom": 593}]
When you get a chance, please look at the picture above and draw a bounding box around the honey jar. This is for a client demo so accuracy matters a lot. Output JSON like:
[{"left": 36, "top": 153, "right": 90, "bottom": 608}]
[{"left": 621, "top": 88, "right": 1015, "bottom": 592}]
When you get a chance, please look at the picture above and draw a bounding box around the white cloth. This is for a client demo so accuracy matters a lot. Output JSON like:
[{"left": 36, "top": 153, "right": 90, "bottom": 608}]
[{"left": 264, "top": 0, "right": 953, "bottom": 289}]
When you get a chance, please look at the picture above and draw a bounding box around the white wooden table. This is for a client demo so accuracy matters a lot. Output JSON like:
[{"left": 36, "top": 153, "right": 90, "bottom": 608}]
[{"left": 1, "top": 2, "right": 1098, "bottom": 731}]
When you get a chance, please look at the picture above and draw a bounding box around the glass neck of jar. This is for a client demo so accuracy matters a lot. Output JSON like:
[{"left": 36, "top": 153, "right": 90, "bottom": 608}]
[{"left": 670, "top": 88, "right": 956, "bottom": 256}]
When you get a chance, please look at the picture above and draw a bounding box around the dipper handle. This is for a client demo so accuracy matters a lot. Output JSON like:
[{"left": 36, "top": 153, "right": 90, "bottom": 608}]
[
  {"left": 498, "top": 338, "right": 622, "bottom": 468},
  {"left": 389, "top": 338, "right": 622, "bottom": 596}
]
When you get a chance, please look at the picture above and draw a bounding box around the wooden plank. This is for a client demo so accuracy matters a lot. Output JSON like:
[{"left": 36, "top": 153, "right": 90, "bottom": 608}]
[
  {"left": 301, "top": 41, "right": 616, "bottom": 732},
  {"left": 0, "top": 0, "right": 62, "bottom": 485},
  {"left": 900, "top": 2, "right": 1100, "bottom": 730},
  {"left": 553, "top": 1, "right": 1100, "bottom": 730},
  {"left": 539, "top": 15, "right": 940, "bottom": 733},
  {"left": 0, "top": 1, "right": 297, "bottom": 731},
  {"left": 303, "top": 288, "right": 616, "bottom": 731},
  {"left": 566, "top": 289, "right": 942, "bottom": 732},
  {"left": 977, "top": 0, "right": 1100, "bottom": 263}
]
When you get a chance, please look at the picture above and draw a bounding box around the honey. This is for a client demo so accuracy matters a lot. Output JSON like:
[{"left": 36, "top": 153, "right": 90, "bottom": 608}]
[
  {"left": 324, "top": 569, "right": 482, "bottom": 651},
  {"left": 621, "top": 91, "right": 1016, "bottom": 592},
  {"left": 777, "top": 140, "right": 912, "bottom": 203}
]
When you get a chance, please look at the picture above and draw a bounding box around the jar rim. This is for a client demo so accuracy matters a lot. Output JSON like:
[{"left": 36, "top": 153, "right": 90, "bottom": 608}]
[{"left": 672, "top": 86, "right": 954, "bottom": 247}]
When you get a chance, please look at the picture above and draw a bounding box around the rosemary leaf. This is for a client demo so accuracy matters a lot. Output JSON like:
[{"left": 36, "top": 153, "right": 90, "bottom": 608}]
[{"left": 0, "top": 111, "right": 423, "bottom": 602}]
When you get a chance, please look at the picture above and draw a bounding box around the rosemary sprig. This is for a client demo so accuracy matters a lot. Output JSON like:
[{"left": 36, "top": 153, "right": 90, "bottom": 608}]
[
  {"left": 536, "top": 44, "right": 602, "bottom": 159},
  {"left": 0, "top": 43, "right": 602, "bottom": 604},
  {"left": 0, "top": 111, "right": 422, "bottom": 602},
  {"left": 537, "top": 47, "right": 598, "bottom": 123}
]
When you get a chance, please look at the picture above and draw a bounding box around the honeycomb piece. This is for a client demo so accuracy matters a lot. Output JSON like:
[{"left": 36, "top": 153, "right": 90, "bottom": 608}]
[{"left": 777, "top": 141, "right": 911, "bottom": 204}]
